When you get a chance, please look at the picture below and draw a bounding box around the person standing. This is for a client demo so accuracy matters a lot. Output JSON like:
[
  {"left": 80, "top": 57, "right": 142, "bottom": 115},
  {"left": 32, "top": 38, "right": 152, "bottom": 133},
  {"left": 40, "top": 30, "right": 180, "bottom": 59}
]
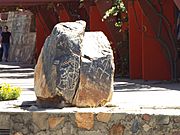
[
  {"left": 0, "top": 26, "right": 3, "bottom": 62},
  {"left": 1, "top": 25, "right": 12, "bottom": 62}
]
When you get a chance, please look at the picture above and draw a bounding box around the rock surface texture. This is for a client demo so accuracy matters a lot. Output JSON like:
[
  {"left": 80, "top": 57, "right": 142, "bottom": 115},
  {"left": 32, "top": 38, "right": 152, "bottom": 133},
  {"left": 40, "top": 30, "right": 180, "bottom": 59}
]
[
  {"left": 73, "top": 32, "right": 114, "bottom": 107},
  {"left": 1, "top": 112, "right": 180, "bottom": 135},
  {"left": 34, "top": 21, "right": 114, "bottom": 108}
]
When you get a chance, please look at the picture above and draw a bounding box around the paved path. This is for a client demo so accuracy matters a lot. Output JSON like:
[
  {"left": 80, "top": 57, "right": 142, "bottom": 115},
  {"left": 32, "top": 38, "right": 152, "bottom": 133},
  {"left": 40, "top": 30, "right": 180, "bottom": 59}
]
[
  {"left": 0, "top": 62, "right": 180, "bottom": 115},
  {"left": 112, "top": 78, "right": 180, "bottom": 115}
]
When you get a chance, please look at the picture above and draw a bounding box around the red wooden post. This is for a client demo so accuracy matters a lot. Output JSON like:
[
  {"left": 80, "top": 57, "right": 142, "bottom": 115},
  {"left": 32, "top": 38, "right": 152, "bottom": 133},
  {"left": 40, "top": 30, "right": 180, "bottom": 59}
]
[
  {"left": 35, "top": 12, "right": 50, "bottom": 61},
  {"left": 128, "top": 1, "right": 143, "bottom": 79},
  {"left": 35, "top": 7, "right": 59, "bottom": 61}
]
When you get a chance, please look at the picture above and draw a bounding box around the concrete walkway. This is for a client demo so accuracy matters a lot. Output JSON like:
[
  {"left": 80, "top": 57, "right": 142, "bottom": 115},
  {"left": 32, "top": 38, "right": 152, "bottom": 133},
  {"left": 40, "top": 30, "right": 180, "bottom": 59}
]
[
  {"left": 112, "top": 78, "right": 180, "bottom": 115},
  {"left": 0, "top": 62, "right": 180, "bottom": 115}
]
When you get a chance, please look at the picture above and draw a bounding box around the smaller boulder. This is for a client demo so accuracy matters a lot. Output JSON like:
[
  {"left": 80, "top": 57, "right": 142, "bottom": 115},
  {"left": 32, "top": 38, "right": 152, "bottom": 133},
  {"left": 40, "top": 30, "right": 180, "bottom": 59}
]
[{"left": 73, "top": 32, "right": 115, "bottom": 107}]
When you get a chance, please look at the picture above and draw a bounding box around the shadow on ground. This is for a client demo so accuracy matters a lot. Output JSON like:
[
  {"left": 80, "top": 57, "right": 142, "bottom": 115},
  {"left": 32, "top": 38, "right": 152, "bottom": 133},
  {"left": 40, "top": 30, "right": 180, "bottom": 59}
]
[{"left": 114, "top": 78, "right": 180, "bottom": 92}]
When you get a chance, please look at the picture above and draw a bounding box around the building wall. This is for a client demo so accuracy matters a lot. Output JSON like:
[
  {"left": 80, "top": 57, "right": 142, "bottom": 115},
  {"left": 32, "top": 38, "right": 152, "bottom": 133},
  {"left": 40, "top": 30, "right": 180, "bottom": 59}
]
[{"left": 0, "top": 10, "right": 36, "bottom": 64}]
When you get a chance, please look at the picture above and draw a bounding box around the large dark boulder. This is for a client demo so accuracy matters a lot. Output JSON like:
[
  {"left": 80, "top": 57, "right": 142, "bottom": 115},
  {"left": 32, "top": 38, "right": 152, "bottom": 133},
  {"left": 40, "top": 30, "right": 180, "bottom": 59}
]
[
  {"left": 34, "top": 21, "right": 114, "bottom": 108},
  {"left": 34, "top": 21, "right": 86, "bottom": 107}
]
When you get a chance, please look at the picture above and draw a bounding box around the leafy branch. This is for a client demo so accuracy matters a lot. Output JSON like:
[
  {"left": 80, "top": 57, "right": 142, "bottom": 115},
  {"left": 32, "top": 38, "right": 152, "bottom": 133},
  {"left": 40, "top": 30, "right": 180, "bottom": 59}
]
[{"left": 103, "top": 0, "right": 128, "bottom": 30}]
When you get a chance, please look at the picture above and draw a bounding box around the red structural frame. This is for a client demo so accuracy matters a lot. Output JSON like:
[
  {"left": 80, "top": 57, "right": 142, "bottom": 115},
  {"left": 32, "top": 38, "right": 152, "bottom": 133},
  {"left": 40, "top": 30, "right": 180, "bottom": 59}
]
[
  {"left": 0, "top": 0, "right": 179, "bottom": 80},
  {"left": 128, "top": 1, "right": 142, "bottom": 79},
  {"left": 128, "top": 0, "right": 178, "bottom": 80},
  {"left": 0, "top": 0, "right": 78, "bottom": 6}
]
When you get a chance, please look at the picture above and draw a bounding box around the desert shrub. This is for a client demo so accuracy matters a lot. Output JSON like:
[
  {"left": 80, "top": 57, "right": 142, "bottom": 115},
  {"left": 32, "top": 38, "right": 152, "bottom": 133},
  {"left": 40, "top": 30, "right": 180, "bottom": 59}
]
[{"left": 0, "top": 83, "right": 22, "bottom": 101}]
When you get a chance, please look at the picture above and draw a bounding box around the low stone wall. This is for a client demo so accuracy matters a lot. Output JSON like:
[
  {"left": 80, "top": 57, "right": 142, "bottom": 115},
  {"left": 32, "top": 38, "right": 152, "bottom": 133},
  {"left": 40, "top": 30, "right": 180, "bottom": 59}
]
[{"left": 0, "top": 112, "right": 180, "bottom": 135}]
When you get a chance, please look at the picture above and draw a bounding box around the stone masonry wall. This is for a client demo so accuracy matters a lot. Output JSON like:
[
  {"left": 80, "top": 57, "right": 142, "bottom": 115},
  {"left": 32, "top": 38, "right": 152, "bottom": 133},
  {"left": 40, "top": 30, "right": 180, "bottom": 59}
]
[
  {"left": 0, "top": 112, "right": 180, "bottom": 135},
  {"left": 0, "top": 11, "right": 36, "bottom": 64}
]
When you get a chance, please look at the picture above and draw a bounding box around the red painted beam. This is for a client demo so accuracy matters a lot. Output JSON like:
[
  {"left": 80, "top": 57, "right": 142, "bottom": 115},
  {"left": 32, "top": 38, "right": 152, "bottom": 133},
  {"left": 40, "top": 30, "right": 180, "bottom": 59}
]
[
  {"left": 128, "top": 1, "right": 142, "bottom": 79},
  {"left": 35, "top": 5, "right": 62, "bottom": 61},
  {"left": 0, "top": 0, "right": 78, "bottom": 6}
]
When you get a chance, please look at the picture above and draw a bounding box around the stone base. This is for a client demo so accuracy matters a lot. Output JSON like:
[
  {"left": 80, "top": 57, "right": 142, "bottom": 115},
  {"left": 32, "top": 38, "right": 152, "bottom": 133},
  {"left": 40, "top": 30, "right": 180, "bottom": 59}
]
[{"left": 0, "top": 112, "right": 180, "bottom": 135}]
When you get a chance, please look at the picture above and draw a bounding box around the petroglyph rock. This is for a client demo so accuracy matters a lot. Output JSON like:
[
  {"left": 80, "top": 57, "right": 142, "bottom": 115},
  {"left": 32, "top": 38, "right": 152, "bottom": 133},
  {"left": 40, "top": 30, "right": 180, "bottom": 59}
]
[
  {"left": 34, "top": 22, "right": 114, "bottom": 108},
  {"left": 73, "top": 32, "right": 115, "bottom": 107},
  {"left": 34, "top": 21, "right": 86, "bottom": 107}
]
